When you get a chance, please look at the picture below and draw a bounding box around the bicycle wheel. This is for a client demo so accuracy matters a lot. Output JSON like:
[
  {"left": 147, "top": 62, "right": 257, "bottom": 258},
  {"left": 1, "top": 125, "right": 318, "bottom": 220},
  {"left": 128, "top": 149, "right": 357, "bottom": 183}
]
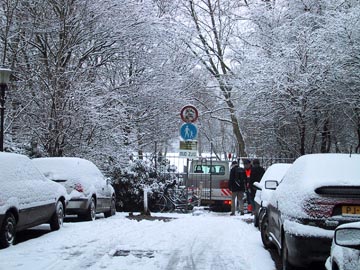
[
  {"left": 158, "top": 196, "right": 169, "bottom": 212},
  {"left": 149, "top": 192, "right": 165, "bottom": 212}
]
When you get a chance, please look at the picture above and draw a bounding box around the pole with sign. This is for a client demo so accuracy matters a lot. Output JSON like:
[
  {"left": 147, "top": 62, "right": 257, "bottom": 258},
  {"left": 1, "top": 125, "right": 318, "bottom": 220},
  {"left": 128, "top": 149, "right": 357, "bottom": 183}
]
[
  {"left": 180, "top": 105, "right": 198, "bottom": 123},
  {"left": 180, "top": 123, "right": 197, "bottom": 141},
  {"left": 179, "top": 105, "right": 199, "bottom": 159}
]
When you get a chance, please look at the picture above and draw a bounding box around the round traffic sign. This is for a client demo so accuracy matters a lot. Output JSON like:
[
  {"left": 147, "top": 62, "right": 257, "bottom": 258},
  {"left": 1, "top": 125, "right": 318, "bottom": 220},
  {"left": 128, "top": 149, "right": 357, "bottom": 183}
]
[
  {"left": 180, "top": 123, "right": 198, "bottom": 141},
  {"left": 180, "top": 105, "right": 199, "bottom": 123}
]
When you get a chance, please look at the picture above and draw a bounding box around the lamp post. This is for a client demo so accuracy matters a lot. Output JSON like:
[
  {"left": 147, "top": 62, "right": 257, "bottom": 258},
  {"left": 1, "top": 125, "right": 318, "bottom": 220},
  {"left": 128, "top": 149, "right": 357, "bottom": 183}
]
[{"left": 0, "top": 67, "right": 12, "bottom": 152}]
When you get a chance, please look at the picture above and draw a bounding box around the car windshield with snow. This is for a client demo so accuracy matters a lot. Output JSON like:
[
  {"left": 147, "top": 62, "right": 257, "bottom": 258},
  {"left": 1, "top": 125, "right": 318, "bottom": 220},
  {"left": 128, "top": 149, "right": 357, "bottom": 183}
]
[
  {"left": 260, "top": 153, "right": 360, "bottom": 270},
  {"left": 32, "top": 157, "right": 116, "bottom": 221},
  {"left": 253, "top": 163, "right": 292, "bottom": 229},
  {"left": 0, "top": 153, "right": 68, "bottom": 249}
]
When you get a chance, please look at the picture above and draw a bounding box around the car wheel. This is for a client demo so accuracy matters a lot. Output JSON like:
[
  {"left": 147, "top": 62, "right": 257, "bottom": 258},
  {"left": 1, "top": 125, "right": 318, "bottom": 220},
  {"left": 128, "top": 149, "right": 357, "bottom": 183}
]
[
  {"left": 282, "top": 235, "right": 294, "bottom": 270},
  {"left": 50, "top": 201, "right": 64, "bottom": 231},
  {"left": 260, "top": 214, "right": 274, "bottom": 249},
  {"left": 0, "top": 213, "right": 16, "bottom": 249},
  {"left": 104, "top": 197, "right": 116, "bottom": 218},
  {"left": 83, "top": 197, "right": 96, "bottom": 221}
]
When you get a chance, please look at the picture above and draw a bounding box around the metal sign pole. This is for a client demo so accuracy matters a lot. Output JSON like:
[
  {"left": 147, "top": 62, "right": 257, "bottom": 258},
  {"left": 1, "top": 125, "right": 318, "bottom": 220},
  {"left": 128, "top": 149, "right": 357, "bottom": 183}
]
[
  {"left": 0, "top": 85, "right": 5, "bottom": 152},
  {"left": 209, "top": 142, "right": 213, "bottom": 201},
  {"left": 186, "top": 158, "right": 189, "bottom": 213}
]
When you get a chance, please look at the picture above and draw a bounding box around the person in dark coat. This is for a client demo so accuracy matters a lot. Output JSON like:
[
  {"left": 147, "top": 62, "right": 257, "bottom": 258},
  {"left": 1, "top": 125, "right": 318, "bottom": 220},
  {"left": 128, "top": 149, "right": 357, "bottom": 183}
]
[
  {"left": 228, "top": 160, "right": 246, "bottom": 216},
  {"left": 247, "top": 159, "right": 265, "bottom": 213}
]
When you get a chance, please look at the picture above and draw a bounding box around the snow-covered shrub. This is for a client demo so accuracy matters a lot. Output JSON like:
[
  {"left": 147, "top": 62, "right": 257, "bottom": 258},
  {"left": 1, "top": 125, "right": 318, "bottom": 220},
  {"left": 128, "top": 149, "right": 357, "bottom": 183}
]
[{"left": 110, "top": 158, "right": 177, "bottom": 211}]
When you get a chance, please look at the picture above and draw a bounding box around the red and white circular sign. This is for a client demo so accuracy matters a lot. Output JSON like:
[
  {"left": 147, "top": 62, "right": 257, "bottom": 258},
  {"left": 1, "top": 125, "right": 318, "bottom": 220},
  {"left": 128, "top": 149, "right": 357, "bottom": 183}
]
[{"left": 180, "top": 105, "right": 199, "bottom": 123}]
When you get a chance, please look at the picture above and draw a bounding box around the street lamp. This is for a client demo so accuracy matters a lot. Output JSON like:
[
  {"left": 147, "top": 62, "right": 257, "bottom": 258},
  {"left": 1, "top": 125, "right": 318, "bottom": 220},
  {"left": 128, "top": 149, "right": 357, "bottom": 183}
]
[{"left": 0, "top": 67, "right": 12, "bottom": 152}]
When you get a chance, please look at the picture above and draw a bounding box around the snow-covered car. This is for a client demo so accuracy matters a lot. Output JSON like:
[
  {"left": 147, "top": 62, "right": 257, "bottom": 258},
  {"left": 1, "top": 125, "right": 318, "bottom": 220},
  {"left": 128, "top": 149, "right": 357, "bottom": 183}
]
[
  {"left": 253, "top": 163, "right": 292, "bottom": 229},
  {"left": 32, "top": 157, "right": 116, "bottom": 221},
  {"left": 0, "top": 153, "right": 68, "bottom": 249},
  {"left": 261, "top": 153, "right": 360, "bottom": 270},
  {"left": 325, "top": 221, "right": 360, "bottom": 270},
  {"left": 325, "top": 222, "right": 360, "bottom": 270}
]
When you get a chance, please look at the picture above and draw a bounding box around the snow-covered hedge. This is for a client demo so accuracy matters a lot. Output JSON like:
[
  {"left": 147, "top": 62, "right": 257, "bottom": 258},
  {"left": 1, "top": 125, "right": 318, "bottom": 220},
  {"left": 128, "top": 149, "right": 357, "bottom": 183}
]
[{"left": 110, "top": 158, "right": 176, "bottom": 211}]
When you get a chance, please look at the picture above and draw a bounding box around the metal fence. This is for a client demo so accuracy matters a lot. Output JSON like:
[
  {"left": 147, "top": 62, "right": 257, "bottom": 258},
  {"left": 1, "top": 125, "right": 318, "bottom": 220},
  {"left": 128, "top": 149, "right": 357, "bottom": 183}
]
[
  {"left": 152, "top": 155, "right": 295, "bottom": 190},
  {"left": 155, "top": 155, "right": 294, "bottom": 173}
]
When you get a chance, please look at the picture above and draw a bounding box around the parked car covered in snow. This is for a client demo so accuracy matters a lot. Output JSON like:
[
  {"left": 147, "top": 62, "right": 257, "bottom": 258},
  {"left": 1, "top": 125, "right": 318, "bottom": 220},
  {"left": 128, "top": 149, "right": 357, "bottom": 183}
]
[
  {"left": 0, "top": 153, "right": 68, "bottom": 249},
  {"left": 261, "top": 153, "right": 360, "bottom": 270},
  {"left": 325, "top": 221, "right": 360, "bottom": 270},
  {"left": 32, "top": 157, "right": 116, "bottom": 221},
  {"left": 253, "top": 163, "right": 292, "bottom": 229}
]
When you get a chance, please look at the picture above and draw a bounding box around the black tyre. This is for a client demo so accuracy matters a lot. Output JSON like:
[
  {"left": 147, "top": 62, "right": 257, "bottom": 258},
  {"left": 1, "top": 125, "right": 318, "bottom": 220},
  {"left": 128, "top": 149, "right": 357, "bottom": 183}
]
[
  {"left": 82, "top": 197, "right": 96, "bottom": 221},
  {"left": 104, "top": 197, "right": 116, "bottom": 218},
  {"left": 148, "top": 193, "right": 161, "bottom": 212},
  {"left": 260, "top": 214, "right": 274, "bottom": 249},
  {"left": 148, "top": 201, "right": 159, "bottom": 213},
  {"left": 158, "top": 196, "right": 168, "bottom": 212},
  {"left": 257, "top": 208, "right": 266, "bottom": 229},
  {"left": 332, "top": 262, "right": 339, "bottom": 270},
  {"left": 0, "top": 213, "right": 16, "bottom": 249},
  {"left": 50, "top": 201, "right": 64, "bottom": 231},
  {"left": 282, "top": 235, "right": 294, "bottom": 270},
  {"left": 253, "top": 212, "right": 259, "bottom": 228}
]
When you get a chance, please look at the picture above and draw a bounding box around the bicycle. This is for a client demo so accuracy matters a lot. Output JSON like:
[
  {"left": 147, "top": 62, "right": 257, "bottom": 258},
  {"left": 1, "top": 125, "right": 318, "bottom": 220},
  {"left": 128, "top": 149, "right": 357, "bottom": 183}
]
[{"left": 149, "top": 180, "right": 200, "bottom": 213}]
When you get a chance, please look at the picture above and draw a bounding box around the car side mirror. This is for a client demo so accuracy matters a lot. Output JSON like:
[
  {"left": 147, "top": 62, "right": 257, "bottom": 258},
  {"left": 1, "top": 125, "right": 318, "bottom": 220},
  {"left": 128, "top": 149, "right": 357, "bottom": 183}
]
[
  {"left": 253, "top": 182, "right": 262, "bottom": 191},
  {"left": 106, "top": 177, "right": 112, "bottom": 185},
  {"left": 264, "top": 180, "right": 278, "bottom": 190},
  {"left": 335, "top": 227, "right": 360, "bottom": 250}
]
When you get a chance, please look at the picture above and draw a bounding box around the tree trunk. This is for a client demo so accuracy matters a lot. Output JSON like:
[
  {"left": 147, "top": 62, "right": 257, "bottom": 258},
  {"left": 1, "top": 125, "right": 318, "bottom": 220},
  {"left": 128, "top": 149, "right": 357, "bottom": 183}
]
[
  {"left": 187, "top": 0, "right": 247, "bottom": 157},
  {"left": 320, "top": 118, "right": 331, "bottom": 153},
  {"left": 227, "top": 99, "right": 247, "bottom": 157}
]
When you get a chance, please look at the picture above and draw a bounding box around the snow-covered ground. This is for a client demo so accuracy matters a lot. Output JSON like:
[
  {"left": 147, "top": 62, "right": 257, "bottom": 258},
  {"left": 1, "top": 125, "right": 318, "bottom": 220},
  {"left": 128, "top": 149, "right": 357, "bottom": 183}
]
[{"left": 0, "top": 211, "right": 275, "bottom": 270}]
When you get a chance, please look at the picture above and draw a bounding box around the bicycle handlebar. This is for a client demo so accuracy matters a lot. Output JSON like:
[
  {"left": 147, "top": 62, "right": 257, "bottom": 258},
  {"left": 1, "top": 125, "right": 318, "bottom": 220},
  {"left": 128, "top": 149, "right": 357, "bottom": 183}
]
[{"left": 164, "top": 180, "right": 177, "bottom": 191}]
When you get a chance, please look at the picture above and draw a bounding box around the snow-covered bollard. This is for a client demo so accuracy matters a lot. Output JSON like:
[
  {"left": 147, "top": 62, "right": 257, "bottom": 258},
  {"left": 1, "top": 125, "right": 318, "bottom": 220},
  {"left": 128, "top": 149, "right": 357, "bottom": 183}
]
[
  {"left": 198, "top": 182, "right": 203, "bottom": 207},
  {"left": 143, "top": 188, "right": 151, "bottom": 216}
]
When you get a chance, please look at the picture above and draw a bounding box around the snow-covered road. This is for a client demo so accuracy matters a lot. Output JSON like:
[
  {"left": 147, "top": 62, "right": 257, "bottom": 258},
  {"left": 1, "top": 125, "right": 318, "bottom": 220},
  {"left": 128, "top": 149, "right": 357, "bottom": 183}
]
[{"left": 0, "top": 212, "right": 275, "bottom": 270}]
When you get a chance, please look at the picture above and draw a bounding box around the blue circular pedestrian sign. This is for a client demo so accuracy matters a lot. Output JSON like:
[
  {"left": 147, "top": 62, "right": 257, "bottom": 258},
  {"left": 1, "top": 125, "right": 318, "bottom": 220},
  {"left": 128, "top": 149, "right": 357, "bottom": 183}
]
[{"left": 180, "top": 123, "right": 197, "bottom": 141}]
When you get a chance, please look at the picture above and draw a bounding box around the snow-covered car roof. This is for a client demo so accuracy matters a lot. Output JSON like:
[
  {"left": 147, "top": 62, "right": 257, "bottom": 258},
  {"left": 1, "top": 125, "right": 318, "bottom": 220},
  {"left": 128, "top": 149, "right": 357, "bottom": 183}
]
[
  {"left": 286, "top": 154, "right": 360, "bottom": 188},
  {"left": 260, "top": 163, "right": 292, "bottom": 184},
  {"left": 280, "top": 153, "right": 360, "bottom": 188},
  {"left": 0, "top": 152, "right": 48, "bottom": 182},
  {"left": 255, "top": 163, "right": 292, "bottom": 205},
  {"left": 32, "top": 157, "right": 105, "bottom": 184},
  {"left": 32, "top": 157, "right": 110, "bottom": 198},
  {"left": 274, "top": 153, "right": 360, "bottom": 218}
]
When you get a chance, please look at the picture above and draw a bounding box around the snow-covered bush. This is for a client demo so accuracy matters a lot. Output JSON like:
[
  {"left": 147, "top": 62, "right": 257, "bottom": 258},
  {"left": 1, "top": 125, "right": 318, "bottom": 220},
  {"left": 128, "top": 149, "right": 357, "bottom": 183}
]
[{"left": 110, "top": 158, "right": 177, "bottom": 212}]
